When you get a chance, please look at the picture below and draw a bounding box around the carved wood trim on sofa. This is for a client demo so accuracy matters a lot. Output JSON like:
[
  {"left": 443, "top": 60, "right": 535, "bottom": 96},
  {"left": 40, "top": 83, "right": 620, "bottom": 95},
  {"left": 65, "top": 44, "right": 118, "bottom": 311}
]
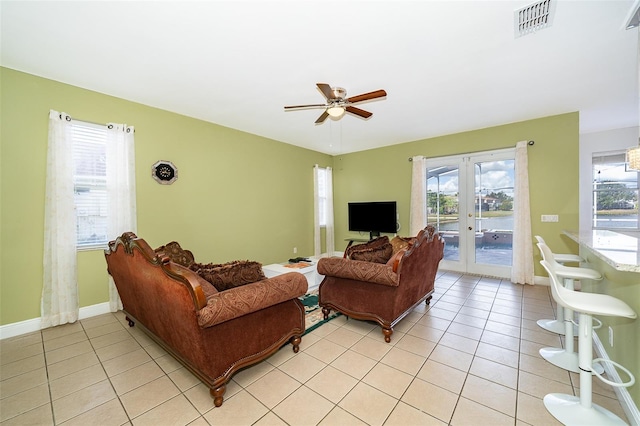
[
  {"left": 318, "top": 225, "right": 444, "bottom": 343},
  {"left": 105, "top": 232, "right": 307, "bottom": 407}
]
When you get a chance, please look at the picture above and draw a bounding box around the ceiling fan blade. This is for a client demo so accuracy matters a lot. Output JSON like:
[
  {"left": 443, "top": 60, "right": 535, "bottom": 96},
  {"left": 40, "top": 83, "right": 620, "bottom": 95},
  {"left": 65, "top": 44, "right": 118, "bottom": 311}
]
[
  {"left": 345, "top": 106, "right": 373, "bottom": 119},
  {"left": 317, "top": 83, "right": 337, "bottom": 100},
  {"left": 347, "top": 89, "right": 387, "bottom": 104},
  {"left": 315, "top": 110, "right": 329, "bottom": 124},
  {"left": 284, "top": 104, "right": 327, "bottom": 110}
]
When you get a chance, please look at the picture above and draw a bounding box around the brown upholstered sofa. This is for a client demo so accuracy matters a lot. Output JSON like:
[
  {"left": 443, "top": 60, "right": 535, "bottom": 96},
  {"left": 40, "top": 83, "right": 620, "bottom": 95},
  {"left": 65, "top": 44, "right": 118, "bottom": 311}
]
[
  {"left": 317, "top": 225, "right": 444, "bottom": 342},
  {"left": 104, "top": 232, "right": 307, "bottom": 407}
]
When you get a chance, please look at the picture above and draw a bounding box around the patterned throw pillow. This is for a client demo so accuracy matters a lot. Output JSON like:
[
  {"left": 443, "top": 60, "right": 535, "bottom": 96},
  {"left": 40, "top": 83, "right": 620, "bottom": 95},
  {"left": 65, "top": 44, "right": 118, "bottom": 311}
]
[
  {"left": 346, "top": 236, "right": 388, "bottom": 257},
  {"left": 347, "top": 236, "right": 394, "bottom": 264},
  {"left": 171, "top": 263, "right": 219, "bottom": 299},
  {"left": 154, "top": 241, "right": 195, "bottom": 267},
  {"left": 193, "top": 260, "right": 266, "bottom": 292},
  {"left": 390, "top": 236, "right": 415, "bottom": 255}
]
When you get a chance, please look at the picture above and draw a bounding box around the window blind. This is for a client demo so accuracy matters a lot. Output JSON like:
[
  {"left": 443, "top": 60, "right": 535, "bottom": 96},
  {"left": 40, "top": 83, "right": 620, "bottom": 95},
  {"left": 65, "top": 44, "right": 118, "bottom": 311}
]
[
  {"left": 317, "top": 167, "right": 327, "bottom": 226},
  {"left": 71, "top": 121, "right": 108, "bottom": 249}
]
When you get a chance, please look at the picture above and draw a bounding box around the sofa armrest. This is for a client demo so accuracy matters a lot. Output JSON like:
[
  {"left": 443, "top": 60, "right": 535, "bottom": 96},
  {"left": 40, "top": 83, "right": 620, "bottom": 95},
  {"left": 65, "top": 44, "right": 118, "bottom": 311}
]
[
  {"left": 197, "top": 272, "right": 307, "bottom": 328},
  {"left": 317, "top": 257, "right": 399, "bottom": 287}
]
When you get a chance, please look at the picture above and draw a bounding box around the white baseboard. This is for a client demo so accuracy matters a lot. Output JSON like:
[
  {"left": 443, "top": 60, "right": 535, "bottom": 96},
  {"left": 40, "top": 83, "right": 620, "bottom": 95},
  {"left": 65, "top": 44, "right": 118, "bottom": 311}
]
[
  {"left": 1, "top": 298, "right": 637, "bottom": 423},
  {"left": 0, "top": 302, "right": 111, "bottom": 340},
  {"left": 534, "top": 274, "right": 550, "bottom": 285},
  {"left": 78, "top": 302, "right": 111, "bottom": 320},
  {"left": 592, "top": 333, "right": 640, "bottom": 425},
  {"left": 0, "top": 317, "right": 42, "bottom": 340}
]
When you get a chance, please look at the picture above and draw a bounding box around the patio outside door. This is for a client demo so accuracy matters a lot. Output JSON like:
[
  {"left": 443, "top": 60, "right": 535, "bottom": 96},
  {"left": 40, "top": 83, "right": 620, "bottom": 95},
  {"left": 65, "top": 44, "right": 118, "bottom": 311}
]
[{"left": 426, "top": 149, "right": 515, "bottom": 278}]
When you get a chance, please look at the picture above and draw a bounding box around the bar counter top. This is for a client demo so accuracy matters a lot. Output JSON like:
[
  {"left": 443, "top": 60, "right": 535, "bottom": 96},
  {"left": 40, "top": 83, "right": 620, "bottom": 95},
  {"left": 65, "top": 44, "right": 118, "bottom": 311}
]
[{"left": 563, "top": 229, "right": 640, "bottom": 273}]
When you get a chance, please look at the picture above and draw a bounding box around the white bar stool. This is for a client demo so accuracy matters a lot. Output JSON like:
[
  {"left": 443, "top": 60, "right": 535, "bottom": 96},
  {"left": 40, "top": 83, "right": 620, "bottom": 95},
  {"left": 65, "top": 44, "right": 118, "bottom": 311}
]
[
  {"left": 540, "top": 260, "right": 636, "bottom": 426},
  {"left": 535, "top": 236, "right": 584, "bottom": 334},
  {"left": 537, "top": 243, "right": 604, "bottom": 374}
]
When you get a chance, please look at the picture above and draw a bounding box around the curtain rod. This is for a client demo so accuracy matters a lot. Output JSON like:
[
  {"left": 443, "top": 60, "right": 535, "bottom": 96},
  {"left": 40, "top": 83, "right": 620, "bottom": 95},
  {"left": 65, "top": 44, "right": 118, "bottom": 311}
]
[
  {"left": 57, "top": 112, "right": 103, "bottom": 127},
  {"left": 55, "top": 112, "right": 134, "bottom": 132},
  {"left": 408, "top": 140, "right": 535, "bottom": 161}
]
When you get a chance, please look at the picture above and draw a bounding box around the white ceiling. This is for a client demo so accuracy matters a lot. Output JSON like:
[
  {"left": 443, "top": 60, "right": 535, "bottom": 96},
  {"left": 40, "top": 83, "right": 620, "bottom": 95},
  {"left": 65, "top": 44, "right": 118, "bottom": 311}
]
[{"left": 2, "top": 1, "right": 638, "bottom": 155}]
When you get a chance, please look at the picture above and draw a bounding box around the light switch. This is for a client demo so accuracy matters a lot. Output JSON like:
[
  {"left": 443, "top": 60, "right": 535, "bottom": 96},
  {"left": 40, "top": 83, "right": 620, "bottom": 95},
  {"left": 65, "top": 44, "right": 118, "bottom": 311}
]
[{"left": 541, "top": 215, "right": 559, "bottom": 222}]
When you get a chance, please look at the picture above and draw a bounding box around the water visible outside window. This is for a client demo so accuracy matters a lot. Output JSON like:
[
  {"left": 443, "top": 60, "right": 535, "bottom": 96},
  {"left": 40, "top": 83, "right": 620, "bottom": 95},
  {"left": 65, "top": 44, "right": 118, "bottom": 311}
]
[
  {"left": 427, "top": 159, "right": 514, "bottom": 267},
  {"left": 593, "top": 153, "right": 639, "bottom": 230},
  {"left": 473, "top": 160, "right": 514, "bottom": 266}
]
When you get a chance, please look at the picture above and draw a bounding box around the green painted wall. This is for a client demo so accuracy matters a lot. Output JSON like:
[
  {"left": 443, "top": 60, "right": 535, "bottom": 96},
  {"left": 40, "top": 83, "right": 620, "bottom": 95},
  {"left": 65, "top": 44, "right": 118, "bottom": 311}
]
[
  {"left": 333, "top": 112, "right": 580, "bottom": 270},
  {"left": 579, "top": 250, "right": 640, "bottom": 407},
  {"left": 0, "top": 67, "right": 331, "bottom": 325},
  {"left": 0, "top": 66, "right": 579, "bottom": 327}
]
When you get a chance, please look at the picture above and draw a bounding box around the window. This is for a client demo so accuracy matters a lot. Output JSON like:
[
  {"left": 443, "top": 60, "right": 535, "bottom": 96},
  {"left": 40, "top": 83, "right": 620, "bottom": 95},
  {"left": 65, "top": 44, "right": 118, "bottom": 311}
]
[
  {"left": 592, "top": 151, "right": 639, "bottom": 230},
  {"left": 72, "top": 121, "right": 108, "bottom": 249},
  {"left": 313, "top": 165, "right": 334, "bottom": 256},
  {"left": 317, "top": 167, "right": 327, "bottom": 226}
]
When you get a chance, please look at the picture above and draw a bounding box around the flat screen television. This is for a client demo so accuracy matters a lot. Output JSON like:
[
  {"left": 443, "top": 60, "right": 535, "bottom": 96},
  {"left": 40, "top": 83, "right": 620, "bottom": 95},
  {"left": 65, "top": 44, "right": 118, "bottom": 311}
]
[{"left": 348, "top": 201, "right": 397, "bottom": 240}]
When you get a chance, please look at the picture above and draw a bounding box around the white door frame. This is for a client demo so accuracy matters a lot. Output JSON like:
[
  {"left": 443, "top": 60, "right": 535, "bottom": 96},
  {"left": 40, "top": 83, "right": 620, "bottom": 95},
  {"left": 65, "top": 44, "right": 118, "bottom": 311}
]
[{"left": 426, "top": 148, "right": 515, "bottom": 278}]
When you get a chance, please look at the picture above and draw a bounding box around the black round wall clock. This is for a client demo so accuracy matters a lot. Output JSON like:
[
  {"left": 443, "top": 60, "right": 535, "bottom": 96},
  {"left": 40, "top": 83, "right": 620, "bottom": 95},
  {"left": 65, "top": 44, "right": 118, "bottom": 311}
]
[{"left": 152, "top": 160, "right": 178, "bottom": 185}]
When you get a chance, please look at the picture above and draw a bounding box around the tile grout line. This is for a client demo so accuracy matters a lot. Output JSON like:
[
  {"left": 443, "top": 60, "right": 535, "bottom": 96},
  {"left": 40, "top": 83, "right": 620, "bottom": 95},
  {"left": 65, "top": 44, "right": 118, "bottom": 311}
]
[
  {"left": 2, "top": 273, "right": 628, "bottom": 425},
  {"left": 81, "top": 316, "right": 133, "bottom": 426}
]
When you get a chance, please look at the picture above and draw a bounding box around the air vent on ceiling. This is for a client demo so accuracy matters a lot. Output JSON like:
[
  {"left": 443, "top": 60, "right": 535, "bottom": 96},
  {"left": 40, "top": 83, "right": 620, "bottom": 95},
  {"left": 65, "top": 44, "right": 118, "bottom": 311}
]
[
  {"left": 624, "top": 0, "right": 640, "bottom": 29},
  {"left": 514, "top": 0, "right": 556, "bottom": 38}
]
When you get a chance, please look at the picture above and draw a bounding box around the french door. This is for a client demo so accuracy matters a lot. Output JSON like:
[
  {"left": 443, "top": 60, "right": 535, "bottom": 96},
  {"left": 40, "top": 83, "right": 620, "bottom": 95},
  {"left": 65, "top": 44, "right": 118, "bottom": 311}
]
[{"left": 426, "top": 148, "right": 515, "bottom": 278}]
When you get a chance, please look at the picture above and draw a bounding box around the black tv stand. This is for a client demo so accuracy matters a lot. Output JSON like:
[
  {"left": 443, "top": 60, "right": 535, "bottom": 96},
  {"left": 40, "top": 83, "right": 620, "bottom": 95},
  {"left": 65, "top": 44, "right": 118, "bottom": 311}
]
[
  {"left": 343, "top": 237, "right": 369, "bottom": 252},
  {"left": 344, "top": 232, "right": 384, "bottom": 252}
]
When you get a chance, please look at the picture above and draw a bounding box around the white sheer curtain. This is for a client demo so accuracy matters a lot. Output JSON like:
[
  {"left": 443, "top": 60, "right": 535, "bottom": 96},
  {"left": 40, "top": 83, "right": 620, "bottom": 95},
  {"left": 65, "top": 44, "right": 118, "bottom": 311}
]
[
  {"left": 325, "top": 167, "right": 335, "bottom": 256},
  {"left": 511, "top": 141, "right": 535, "bottom": 285},
  {"left": 313, "top": 165, "right": 334, "bottom": 257},
  {"left": 409, "top": 156, "right": 427, "bottom": 236},
  {"left": 106, "top": 123, "right": 137, "bottom": 311},
  {"left": 313, "top": 166, "right": 321, "bottom": 256},
  {"left": 42, "top": 110, "right": 79, "bottom": 327}
]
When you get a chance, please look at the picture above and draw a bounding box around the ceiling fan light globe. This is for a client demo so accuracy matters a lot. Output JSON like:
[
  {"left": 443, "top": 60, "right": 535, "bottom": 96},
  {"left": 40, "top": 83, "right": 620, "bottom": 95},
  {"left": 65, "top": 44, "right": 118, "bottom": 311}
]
[{"left": 327, "top": 106, "right": 345, "bottom": 118}]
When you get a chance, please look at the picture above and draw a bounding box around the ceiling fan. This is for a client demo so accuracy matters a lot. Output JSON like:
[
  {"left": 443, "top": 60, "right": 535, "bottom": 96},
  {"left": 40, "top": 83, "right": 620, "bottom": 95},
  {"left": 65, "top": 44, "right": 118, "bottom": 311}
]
[{"left": 284, "top": 83, "right": 387, "bottom": 124}]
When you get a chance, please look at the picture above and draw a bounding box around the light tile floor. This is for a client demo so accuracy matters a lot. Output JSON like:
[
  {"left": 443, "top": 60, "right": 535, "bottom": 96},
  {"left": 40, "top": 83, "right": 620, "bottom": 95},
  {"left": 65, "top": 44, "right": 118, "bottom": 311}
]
[{"left": 1, "top": 271, "right": 629, "bottom": 425}]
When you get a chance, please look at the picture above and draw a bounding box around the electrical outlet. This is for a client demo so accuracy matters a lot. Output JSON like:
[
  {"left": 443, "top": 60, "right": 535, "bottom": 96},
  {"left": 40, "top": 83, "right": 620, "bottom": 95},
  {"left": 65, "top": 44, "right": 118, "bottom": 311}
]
[
  {"left": 293, "top": 247, "right": 297, "bottom": 254},
  {"left": 609, "top": 326, "right": 614, "bottom": 347},
  {"left": 541, "top": 214, "right": 559, "bottom": 222}
]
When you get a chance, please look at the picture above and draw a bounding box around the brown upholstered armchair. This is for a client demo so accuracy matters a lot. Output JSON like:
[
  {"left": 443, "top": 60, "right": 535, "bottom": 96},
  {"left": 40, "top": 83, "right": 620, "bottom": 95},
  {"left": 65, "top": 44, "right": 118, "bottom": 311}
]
[{"left": 317, "top": 225, "right": 444, "bottom": 342}]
